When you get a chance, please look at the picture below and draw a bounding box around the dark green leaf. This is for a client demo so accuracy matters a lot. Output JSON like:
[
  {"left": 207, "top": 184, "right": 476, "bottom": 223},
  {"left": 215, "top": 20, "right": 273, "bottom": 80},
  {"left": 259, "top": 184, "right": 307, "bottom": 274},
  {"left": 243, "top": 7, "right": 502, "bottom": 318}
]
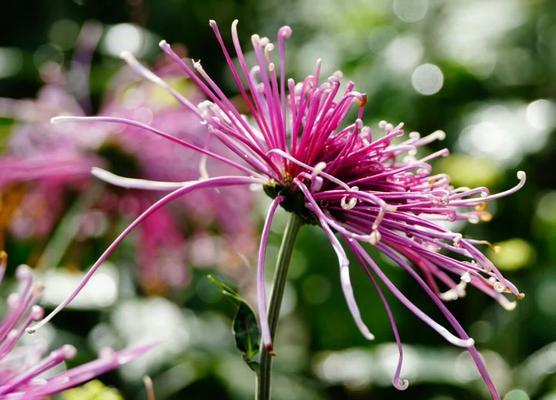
[{"left": 208, "top": 275, "right": 260, "bottom": 371}]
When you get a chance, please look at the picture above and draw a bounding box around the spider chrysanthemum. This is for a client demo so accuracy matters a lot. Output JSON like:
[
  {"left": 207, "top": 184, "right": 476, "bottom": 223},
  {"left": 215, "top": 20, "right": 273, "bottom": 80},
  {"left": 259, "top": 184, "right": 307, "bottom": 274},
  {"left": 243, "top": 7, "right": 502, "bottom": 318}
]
[{"left": 42, "top": 21, "right": 525, "bottom": 398}]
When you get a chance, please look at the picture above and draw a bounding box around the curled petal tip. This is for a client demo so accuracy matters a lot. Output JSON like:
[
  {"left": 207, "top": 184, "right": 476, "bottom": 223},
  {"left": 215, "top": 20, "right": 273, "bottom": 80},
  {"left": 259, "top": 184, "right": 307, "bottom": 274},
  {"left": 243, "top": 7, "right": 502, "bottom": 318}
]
[
  {"left": 16, "top": 264, "right": 32, "bottom": 279},
  {"left": 159, "top": 39, "right": 169, "bottom": 49},
  {"left": 394, "top": 378, "right": 409, "bottom": 391},
  {"left": 31, "top": 305, "right": 44, "bottom": 320},
  {"left": 279, "top": 25, "right": 292, "bottom": 38},
  {"left": 435, "top": 129, "right": 446, "bottom": 140},
  {"left": 209, "top": 19, "right": 216, "bottom": 27},
  {"left": 62, "top": 344, "right": 78, "bottom": 359},
  {"left": 517, "top": 170, "right": 526, "bottom": 181}
]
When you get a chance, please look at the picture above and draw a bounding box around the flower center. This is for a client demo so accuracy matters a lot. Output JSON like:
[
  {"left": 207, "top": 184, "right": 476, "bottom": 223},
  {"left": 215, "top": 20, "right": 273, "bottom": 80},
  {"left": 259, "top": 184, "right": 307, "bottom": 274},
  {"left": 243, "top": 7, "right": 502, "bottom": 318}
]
[{"left": 263, "top": 180, "right": 317, "bottom": 225}]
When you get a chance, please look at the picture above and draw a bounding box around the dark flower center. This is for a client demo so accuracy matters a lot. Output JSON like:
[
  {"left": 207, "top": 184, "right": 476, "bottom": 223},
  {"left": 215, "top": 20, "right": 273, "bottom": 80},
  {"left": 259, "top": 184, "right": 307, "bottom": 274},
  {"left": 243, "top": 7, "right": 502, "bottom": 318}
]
[{"left": 263, "top": 181, "right": 317, "bottom": 225}]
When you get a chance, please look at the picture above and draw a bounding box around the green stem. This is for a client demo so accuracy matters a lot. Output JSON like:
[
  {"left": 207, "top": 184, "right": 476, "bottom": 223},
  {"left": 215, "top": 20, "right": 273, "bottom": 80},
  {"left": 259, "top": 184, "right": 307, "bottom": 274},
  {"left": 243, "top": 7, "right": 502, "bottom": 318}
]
[{"left": 257, "top": 213, "right": 302, "bottom": 400}]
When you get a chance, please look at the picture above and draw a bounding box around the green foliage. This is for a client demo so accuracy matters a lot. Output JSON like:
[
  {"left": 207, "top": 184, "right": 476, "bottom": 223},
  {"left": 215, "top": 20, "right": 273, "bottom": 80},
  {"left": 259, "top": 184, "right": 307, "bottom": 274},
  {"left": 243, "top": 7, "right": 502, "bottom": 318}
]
[{"left": 208, "top": 274, "right": 261, "bottom": 372}]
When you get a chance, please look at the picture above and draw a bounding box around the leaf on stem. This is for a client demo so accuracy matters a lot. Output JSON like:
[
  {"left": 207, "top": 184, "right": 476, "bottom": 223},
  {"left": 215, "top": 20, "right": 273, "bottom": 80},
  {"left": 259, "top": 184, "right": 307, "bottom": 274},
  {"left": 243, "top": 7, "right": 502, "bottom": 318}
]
[{"left": 208, "top": 274, "right": 260, "bottom": 371}]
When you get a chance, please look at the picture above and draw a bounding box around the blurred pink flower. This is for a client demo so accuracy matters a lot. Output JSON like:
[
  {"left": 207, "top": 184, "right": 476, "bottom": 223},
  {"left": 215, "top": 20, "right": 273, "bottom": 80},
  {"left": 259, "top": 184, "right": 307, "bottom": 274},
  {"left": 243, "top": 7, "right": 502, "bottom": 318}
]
[
  {"left": 0, "top": 252, "right": 153, "bottom": 398},
  {"left": 0, "top": 25, "right": 256, "bottom": 292}
]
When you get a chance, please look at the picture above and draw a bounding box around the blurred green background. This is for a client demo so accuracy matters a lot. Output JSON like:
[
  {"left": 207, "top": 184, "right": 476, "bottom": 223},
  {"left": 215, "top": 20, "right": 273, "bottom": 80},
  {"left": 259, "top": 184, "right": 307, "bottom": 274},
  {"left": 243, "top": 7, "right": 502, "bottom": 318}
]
[{"left": 1, "top": 0, "right": 555, "bottom": 399}]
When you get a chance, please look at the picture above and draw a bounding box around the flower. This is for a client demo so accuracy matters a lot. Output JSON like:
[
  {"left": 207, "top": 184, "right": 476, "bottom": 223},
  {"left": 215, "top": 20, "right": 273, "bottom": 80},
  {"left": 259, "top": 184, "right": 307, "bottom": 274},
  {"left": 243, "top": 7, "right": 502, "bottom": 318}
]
[
  {"left": 0, "top": 23, "right": 256, "bottom": 292},
  {"left": 46, "top": 21, "right": 525, "bottom": 398},
  {"left": 0, "top": 251, "right": 154, "bottom": 398}
]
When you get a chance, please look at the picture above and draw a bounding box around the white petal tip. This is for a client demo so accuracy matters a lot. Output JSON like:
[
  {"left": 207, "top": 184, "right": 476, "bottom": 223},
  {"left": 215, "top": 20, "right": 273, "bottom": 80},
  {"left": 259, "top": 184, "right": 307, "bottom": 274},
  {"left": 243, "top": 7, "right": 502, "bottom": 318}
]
[
  {"left": 500, "top": 298, "right": 517, "bottom": 311},
  {"left": 434, "top": 130, "right": 446, "bottom": 140},
  {"left": 90, "top": 167, "right": 109, "bottom": 179},
  {"left": 394, "top": 378, "right": 409, "bottom": 390},
  {"left": 119, "top": 51, "right": 134, "bottom": 61},
  {"left": 462, "top": 337, "right": 475, "bottom": 347},
  {"left": 50, "top": 116, "right": 66, "bottom": 124},
  {"left": 159, "top": 40, "right": 169, "bottom": 48},
  {"left": 517, "top": 170, "right": 526, "bottom": 181},
  {"left": 62, "top": 344, "right": 78, "bottom": 359},
  {"left": 279, "top": 26, "right": 292, "bottom": 38},
  {"left": 363, "top": 331, "right": 375, "bottom": 341}
]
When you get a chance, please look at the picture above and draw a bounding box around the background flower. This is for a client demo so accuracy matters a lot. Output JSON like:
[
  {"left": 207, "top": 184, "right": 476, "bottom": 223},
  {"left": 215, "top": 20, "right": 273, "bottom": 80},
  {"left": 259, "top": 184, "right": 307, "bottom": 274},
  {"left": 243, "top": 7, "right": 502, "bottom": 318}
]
[
  {"left": 0, "top": 252, "right": 153, "bottom": 398},
  {"left": 0, "top": 28, "right": 257, "bottom": 294}
]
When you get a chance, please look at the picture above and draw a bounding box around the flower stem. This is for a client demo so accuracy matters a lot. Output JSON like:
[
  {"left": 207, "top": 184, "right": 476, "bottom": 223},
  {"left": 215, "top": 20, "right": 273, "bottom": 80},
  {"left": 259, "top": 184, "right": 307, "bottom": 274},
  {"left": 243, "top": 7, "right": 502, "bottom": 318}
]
[{"left": 257, "top": 213, "right": 302, "bottom": 400}]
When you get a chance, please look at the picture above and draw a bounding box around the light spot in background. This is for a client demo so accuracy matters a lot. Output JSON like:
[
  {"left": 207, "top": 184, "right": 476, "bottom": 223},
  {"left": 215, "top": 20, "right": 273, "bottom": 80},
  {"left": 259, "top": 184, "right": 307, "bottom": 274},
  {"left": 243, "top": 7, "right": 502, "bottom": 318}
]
[
  {"left": 42, "top": 265, "right": 118, "bottom": 308},
  {"left": 393, "top": 0, "right": 429, "bottom": 23},
  {"left": 287, "top": 249, "right": 308, "bottom": 279},
  {"left": 435, "top": 154, "right": 500, "bottom": 188},
  {"left": 62, "top": 380, "right": 123, "bottom": 400},
  {"left": 302, "top": 274, "right": 331, "bottom": 304},
  {"left": 527, "top": 99, "right": 556, "bottom": 130},
  {"left": 537, "top": 192, "right": 556, "bottom": 225},
  {"left": 48, "top": 19, "right": 80, "bottom": 50},
  {"left": 411, "top": 63, "right": 444, "bottom": 95},
  {"left": 504, "top": 389, "right": 530, "bottom": 400},
  {"left": 383, "top": 35, "right": 423, "bottom": 72},
  {"left": 461, "top": 122, "right": 508, "bottom": 158},
  {"left": 33, "top": 44, "right": 64, "bottom": 69},
  {"left": 488, "top": 238, "right": 534, "bottom": 271},
  {"left": 516, "top": 340, "right": 556, "bottom": 394},
  {"left": 470, "top": 320, "right": 494, "bottom": 343},
  {"left": 294, "top": 35, "right": 340, "bottom": 77},
  {"left": 103, "top": 23, "right": 145, "bottom": 56},
  {"left": 316, "top": 349, "right": 374, "bottom": 389},
  {"left": 189, "top": 234, "right": 219, "bottom": 267},
  {"left": 517, "top": 342, "right": 556, "bottom": 390},
  {"left": 313, "top": 344, "right": 511, "bottom": 389},
  {"left": 78, "top": 210, "right": 108, "bottom": 239},
  {"left": 458, "top": 101, "right": 555, "bottom": 167},
  {"left": 0, "top": 48, "right": 22, "bottom": 78},
  {"left": 280, "top": 283, "right": 298, "bottom": 318},
  {"left": 454, "top": 352, "right": 480, "bottom": 383},
  {"left": 435, "top": 0, "right": 524, "bottom": 78},
  {"left": 110, "top": 297, "right": 191, "bottom": 379}
]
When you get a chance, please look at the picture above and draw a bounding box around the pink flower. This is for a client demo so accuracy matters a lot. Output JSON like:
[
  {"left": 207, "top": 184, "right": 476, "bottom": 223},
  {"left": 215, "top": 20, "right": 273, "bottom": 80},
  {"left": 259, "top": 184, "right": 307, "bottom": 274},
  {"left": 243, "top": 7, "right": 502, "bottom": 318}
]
[
  {"left": 0, "top": 24, "right": 256, "bottom": 291},
  {"left": 46, "top": 21, "right": 525, "bottom": 398},
  {"left": 0, "top": 252, "right": 153, "bottom": 398}
]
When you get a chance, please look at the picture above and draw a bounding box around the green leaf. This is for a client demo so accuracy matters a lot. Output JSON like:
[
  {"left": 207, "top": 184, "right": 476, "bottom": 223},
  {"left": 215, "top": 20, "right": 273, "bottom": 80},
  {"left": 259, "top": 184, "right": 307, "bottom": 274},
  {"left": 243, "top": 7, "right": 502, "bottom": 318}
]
[{"left": 208, "top": 275, "right": 260, "bottom": 371}]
